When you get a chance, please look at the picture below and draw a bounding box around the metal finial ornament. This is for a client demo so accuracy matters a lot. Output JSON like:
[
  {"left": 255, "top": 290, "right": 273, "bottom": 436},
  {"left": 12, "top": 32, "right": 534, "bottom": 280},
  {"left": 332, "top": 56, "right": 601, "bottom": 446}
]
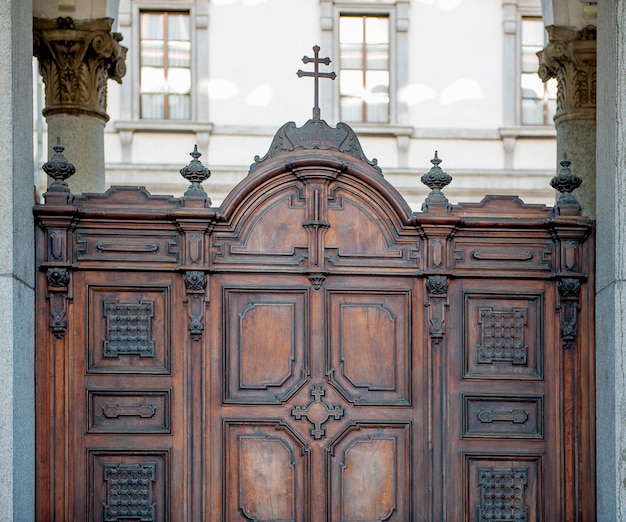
[
  {"left": 42, "top": 137, "right": 76, "bottom": 191},
  {"left": 421, "top": 151, "right": 453, "bottom": 212},
  {"left": 550, "top": 154, "right": 582, "bottom": 196},
  {"left": 421, "top": 151, "right": 452, "bottom": 192},
  {"left": 550, "top": 153, "right": 582, "bottom": 215},
  {"left": 297, "top": 45, "right": 336, "bottom": 120},
  {"left": 180, "top": 145, "right": 211, "bottom": 203}
]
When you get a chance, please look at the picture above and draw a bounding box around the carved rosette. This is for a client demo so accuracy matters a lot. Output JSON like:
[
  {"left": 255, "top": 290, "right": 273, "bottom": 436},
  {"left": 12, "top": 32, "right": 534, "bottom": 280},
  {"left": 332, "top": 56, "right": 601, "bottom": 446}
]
[
  {"left": 47, "top": 267, "right": 70, "bottom": 335},
  {"left": 426, "top": 275, "right": 448, "bottom": 347},
  {"left": 537, "top": 25, "right": 596, "bottom": 124},
  {"left": 33, "top": 17, "right": 127, "bottom": 122},
  {"left": 184, "top": 271, "right": 207, "bottom": 341},
  {"left": 558, "top": 277, "right": 582, "bottom": 350}
]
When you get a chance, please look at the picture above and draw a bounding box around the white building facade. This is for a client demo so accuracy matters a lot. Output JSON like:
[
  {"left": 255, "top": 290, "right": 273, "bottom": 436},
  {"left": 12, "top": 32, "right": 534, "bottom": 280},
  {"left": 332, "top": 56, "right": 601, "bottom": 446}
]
[{"left": 35, "top": 0, "right": 564, "bottom": 208}]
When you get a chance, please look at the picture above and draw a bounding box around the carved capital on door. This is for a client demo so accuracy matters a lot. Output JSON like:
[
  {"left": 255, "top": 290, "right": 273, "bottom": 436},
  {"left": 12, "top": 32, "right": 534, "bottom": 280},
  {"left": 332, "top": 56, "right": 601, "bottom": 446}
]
[
  {"left": 537, "top": 25, "right": 596, "bottom": 124},
  {"left": 33, "top": 17, "right": 127, "bottom": 122}
]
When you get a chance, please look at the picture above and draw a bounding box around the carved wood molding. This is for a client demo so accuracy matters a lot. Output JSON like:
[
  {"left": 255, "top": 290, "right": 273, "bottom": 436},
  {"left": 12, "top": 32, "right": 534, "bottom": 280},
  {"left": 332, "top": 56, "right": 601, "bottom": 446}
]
[
  {"left": 426, "top": 275, "right": 448, "bottom": 348},
  {"left": 557, "top": 277, "right": 582, "bottom": 350},
  {"left": 184, "top": 271, "right": 207, "bottom": 341},
  {"left": 33, "top": 17, "right": 127, "bottom": 122},
  {"left": 46, "top": 267, "right": 70, "bottom": 336},
  {"left": 538, "top": 25, "right": 596, "bottom": 124}
]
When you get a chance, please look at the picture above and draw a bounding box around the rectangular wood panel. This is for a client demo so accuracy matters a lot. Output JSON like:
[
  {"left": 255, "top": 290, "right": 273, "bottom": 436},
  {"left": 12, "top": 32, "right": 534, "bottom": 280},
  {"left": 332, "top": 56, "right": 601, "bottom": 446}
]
[
  {"left": 223, "top": 420, "right": 310, "bottom": 521},
  {"left": 88, "top": 285, "right": 171, "bottom": 374},
  {"left": 88, "top": 389, "right": 171, "bottom": 434},
  {"left": 327, "top": 289, "right": 412, "bottom": 405},
  {"left": 223, "top": 287, "right": 310, "bottom": 404},
  {"left": 327, "top": 423, "right": 411, "bottom": 521},
  {"left": 463, "top": 293, "right": 543, "bottom": 380},
  {"left": 88, "top": 450, "right": 170, "bottom": 522}
]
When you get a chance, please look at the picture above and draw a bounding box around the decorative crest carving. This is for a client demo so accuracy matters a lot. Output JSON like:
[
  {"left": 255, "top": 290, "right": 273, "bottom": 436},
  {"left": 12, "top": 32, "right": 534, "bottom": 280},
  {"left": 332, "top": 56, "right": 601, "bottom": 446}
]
[
  {"left": 421, "top": 152, "right": 452, "bottom": 212},
  {"left": 33, "top": 17, "right": 127, "bottom": 122},
  {"left": 46, "top": 267, "right": 69, "bottom": 288},
  {"left": 426, "top": 274, "right": 448, "bottom": 295},
  {"left": 184, "top": 270, "right": 207, "bottom": 292},
  {"left": 251, "top": 119, "right": 380, "bottom": 173},
  {"left": 308, "top": 273, "right": 326, "bottom": 290},
  {"left": 180, "top": 145, "right": 212, "bottom": 204},
  {"left": 42, "top": 137, "right": 76, "bottom": 194},
  {"left": 296, "top": 45, "right": 336, "bottom": 120}
]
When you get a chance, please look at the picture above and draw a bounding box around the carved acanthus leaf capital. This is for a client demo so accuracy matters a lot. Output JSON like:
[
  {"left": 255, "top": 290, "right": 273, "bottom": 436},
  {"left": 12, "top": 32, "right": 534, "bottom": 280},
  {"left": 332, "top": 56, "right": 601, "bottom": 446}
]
[
  {"left": 33, "top": 17, "right": 128, "bottom": 122},
  {"left": 537, "top": 25, "right": 596, "bottom": 123}
]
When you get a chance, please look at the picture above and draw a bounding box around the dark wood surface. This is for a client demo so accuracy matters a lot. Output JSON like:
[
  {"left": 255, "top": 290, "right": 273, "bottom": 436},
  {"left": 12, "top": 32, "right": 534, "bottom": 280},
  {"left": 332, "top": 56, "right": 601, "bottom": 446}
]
[{"left": 35, "top": 125, "right": 595, "bottom": 520}]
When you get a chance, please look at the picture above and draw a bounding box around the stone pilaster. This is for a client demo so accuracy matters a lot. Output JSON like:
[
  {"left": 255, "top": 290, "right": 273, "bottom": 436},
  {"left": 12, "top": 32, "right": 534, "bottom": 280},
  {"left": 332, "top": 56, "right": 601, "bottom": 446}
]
[
  {"left": 33, "top": 16, "right": 127, "bottom": 194},
  {"left": 538, "top": 25, "right": 597, "bottom": 217}
]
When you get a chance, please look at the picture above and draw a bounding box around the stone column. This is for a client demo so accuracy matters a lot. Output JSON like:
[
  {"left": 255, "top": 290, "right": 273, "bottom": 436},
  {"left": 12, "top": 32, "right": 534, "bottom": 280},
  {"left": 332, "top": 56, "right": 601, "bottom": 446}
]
[
  {"left": 538, "top": 25, "right": 597, "bottom": 217},
  {"left": 0, "top": 0, "right": 34, "bottom": 519},
  {"left": 596, "top": 2, "right": 626, "bottom": 520},
  {"left": 33, "top": 16, "right": 126, "bottom": 194}
]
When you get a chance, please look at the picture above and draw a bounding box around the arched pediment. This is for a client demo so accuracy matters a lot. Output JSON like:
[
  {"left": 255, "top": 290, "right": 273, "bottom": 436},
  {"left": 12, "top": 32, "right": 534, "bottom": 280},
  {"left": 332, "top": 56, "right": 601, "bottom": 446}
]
[{"left": 213, "top": 120, "right": 419, "bottom": 272}]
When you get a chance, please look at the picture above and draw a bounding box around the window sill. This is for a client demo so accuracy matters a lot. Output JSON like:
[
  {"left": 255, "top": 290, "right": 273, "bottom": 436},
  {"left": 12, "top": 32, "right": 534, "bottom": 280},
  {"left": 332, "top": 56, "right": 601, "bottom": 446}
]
[
  {"left": 346, "top": 123, "right": 414, "bottom": 137},
  {"left": 114, "top": 120, "right": 215, "bottom": 133},
  {"left": 499, "top": 126, "right": 556, "bottom": 139}
]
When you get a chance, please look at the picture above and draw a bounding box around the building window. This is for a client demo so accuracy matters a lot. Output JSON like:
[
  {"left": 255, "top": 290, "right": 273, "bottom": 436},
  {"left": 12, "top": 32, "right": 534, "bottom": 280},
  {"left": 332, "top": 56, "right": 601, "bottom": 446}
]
[
  {"left": 520, "top": 17, "right": 556, "bottom": 125},
  {"left": 140, "top": 11, "right": 191, "bottom": 120},
  {"left": 338, "top": 14, "right": 390, "bottom": 124}
]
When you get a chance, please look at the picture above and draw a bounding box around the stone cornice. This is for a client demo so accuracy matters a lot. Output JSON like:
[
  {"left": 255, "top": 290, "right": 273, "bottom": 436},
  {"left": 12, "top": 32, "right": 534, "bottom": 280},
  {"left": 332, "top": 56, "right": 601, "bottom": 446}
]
[
  {"left": 33, "top": 17, "right": 127, "bottom": 122},
  {"left": 537, "top": 25, "right": 597, "bottom": 124}
]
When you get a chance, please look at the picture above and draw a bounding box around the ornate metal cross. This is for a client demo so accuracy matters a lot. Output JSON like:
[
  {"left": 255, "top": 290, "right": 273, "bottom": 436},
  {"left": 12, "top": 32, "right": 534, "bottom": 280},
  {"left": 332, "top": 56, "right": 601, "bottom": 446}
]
[{"left": 297, "top": 45, "right": 336, "bottom": 120}]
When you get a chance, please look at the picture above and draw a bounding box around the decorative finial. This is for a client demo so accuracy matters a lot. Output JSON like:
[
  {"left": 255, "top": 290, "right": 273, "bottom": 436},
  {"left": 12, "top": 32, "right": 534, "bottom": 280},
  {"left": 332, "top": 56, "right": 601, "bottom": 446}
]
[
  {"left": 180, "top": 145, "right": 211, "bottom": 204},
  {"left": 42, "top": 137, "right": 76, "bottom": 193},
  {"left": 421, "top": 151, "right": 453, "bottom": 213},
  {"left": 297, "top": 45, "right": 336, "bottom": 120},
  {"left": 550, "top": 153, "right": 582, "bottom": 214}
]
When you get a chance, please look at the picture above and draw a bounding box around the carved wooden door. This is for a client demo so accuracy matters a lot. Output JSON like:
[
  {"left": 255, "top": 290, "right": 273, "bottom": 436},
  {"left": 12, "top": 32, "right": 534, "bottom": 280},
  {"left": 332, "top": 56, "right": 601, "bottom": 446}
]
[{"left": 35, "top": 119, "right": 595, "bottom": 520}]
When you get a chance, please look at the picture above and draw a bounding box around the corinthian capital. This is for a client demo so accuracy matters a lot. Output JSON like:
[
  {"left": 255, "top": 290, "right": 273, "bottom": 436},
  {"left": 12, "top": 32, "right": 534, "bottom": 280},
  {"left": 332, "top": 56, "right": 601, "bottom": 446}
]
[
  {"left": 537, "top": 25, "right": 596, "bottom": 124},
  {"left": 33, "top": 17, "right": 127, "bottom": 122}
]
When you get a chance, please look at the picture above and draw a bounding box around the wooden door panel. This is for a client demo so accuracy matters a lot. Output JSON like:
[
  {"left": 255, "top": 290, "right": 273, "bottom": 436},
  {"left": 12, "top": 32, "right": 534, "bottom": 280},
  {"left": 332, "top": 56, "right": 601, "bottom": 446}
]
[
  {"left": 35, "top": 142, "right": 594, "bottom": 519},
  {"left": 71, "top": 272, "right": 186, "bottom": 522},
  {"left": 465, "top": 455, "right": 542, "bottom": 521},
  {"left": 327, "top": 422, "right": 412, "bottom": 521},
  {"left": 223, "top": 287, "right": 310, "bottom": 404},
  {"left": 87, "top": 285, "right": 172, "bottom": 374},
  {"left": 462, "top": 292, "right": 544, "bottom": 380},
  {"left": 88, "top": 449, "right": 170, "bottom": 522},
  {"left": 211, "top": 275, "right": 423, "bottom": 520},
  {"left": 446, "top": 279, "right": 557, "bottom": 520},
  {"left": 326, "top": 289, "right": 412, "bottom": 405},
  {"left": 223, "top": 420, "right": 311, "bottom": 521}
]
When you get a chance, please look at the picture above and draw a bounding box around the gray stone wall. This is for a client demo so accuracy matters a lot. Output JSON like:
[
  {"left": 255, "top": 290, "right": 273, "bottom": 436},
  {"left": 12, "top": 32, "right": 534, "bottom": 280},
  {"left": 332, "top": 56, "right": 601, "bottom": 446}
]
[
  {"left": 0, "top": 0, "right": 35, "bottom": 520},
  {"left": 596, "top": 1, "right": 626, "bottom": 520}
]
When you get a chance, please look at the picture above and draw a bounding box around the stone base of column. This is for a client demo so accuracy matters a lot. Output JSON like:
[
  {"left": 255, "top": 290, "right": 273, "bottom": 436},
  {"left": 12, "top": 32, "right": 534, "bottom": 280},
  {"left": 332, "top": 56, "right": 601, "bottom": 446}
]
[
  {"left": 47, "top": 114, "right": 106, "bottom": 194},
  {"left": 556, "top": 118, "right": 596, "bottom": 218}
]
